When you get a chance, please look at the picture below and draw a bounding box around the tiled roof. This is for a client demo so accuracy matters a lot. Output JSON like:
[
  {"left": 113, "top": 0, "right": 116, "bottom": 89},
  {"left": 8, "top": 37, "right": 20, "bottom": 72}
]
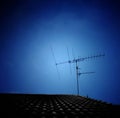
[{"left": 0, "top": 94, "right": 120, "bottom": 118}]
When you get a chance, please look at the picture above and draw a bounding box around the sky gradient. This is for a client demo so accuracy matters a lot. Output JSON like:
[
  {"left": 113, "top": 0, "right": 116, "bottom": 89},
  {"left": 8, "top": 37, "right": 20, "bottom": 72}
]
[{"left": 0, "top": 0, "right": 120, "bottom": 104}]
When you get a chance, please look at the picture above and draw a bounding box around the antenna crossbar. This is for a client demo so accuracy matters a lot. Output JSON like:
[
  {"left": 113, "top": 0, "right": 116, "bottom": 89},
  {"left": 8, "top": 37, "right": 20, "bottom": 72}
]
[
  {"left": 56, "top": 54, "right": 105, "bottom": 65},
  {"left": 78, "top": 72, "right": 95, "bottom": 76}
]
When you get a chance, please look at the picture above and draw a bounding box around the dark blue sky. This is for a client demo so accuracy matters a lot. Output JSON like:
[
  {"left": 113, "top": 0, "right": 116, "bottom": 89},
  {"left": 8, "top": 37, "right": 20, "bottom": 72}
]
[{"left": 0, "top": 0, "right": 120, "bottom": 104}]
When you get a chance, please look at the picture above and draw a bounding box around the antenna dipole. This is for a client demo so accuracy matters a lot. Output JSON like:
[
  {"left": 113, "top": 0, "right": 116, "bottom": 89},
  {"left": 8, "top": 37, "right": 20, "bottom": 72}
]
[
  {"left": 50, "top": 46, "right": 60, "bottom": 79},
  {"left": 66, "top": 47, "right": 72, "bottom": 75}
]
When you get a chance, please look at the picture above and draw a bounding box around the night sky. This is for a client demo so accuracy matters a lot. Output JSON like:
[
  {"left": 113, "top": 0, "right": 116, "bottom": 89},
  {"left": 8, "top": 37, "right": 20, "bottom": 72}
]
[{"left": 0, "top": 0, "right": 120, "bottom": 104}]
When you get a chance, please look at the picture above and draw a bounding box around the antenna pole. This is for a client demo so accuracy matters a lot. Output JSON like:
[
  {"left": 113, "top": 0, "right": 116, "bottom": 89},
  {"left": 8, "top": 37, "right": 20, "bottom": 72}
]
[{"left": 76, "top": 61, "right": 79, "bottom": 96}]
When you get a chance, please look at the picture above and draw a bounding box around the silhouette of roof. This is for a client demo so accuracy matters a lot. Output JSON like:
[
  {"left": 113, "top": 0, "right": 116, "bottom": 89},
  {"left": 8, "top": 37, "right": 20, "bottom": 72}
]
[{"left": 0, "top": 94, "right": 120, "bottom": 118}]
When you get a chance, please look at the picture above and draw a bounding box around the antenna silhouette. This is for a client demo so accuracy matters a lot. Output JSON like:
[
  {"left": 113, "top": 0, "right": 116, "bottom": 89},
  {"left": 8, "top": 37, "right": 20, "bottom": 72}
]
[{"left": 56, "top": 52, "right": 105, "bottom": 96}]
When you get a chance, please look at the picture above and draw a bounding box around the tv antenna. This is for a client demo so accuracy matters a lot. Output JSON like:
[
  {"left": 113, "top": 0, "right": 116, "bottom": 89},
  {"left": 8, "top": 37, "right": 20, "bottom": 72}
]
[{"left": 51, "top": 47, "right": 105, "bottom": 95}]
